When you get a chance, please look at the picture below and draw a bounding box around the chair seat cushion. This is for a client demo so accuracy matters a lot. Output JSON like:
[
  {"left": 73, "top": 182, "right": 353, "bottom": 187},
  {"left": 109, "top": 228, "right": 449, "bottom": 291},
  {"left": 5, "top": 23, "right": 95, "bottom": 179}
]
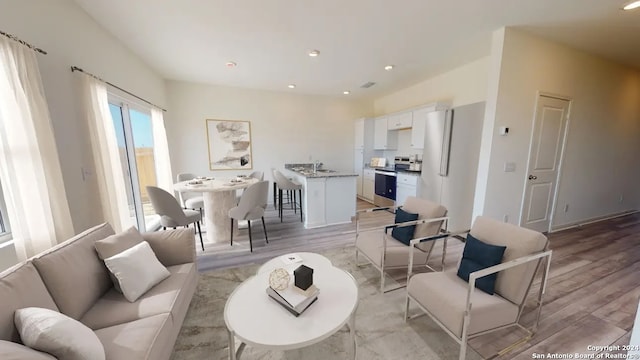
[
  {"left": 456, "top": 234, "right": 506, "bottom": 295},
  {"left": 94, "top": 313, "right": 173, "bottom": 360},
  {"left": 391, "top": 208, "right": 419, "bottom": 245},
  {"left": 160, "top": 210, "right": 200, "bottom": 227},
  {"left": 356, "top": 231, "right": 430, "bottom": 268},
  {"left": 407, "top": 271, "right": 519, "bottom": 338},
  {"left": 184, "top": 197, "right": 204, "bottom": 209}
]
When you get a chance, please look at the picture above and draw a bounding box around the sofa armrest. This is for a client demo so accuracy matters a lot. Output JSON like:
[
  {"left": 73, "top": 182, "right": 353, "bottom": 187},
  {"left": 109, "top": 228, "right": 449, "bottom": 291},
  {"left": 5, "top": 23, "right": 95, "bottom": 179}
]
[{"left": 142, "top": 229, "right": 196, "bottom": 266}]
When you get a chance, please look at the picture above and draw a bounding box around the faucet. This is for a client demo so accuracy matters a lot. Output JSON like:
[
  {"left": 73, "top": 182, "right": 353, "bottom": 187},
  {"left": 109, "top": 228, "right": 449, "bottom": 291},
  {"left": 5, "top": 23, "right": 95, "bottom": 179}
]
[{"left": 313, "top": 160, "right": 322, "bottom": 173}]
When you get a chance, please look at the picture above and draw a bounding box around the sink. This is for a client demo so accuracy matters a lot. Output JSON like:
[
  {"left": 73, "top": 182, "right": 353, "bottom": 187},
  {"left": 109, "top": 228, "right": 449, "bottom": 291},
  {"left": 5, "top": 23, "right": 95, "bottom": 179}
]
[{"left": 316, "top": 169, "right": 336, "bottom": 173}]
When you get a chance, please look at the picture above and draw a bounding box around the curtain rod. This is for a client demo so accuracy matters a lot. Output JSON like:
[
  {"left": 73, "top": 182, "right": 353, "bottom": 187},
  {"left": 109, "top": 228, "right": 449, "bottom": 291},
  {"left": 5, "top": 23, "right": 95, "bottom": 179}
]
[
  {"left": 0, "top": 30, "right": 47, "bottom": 55},
  {"left": 71, "top": 66, "right": 167, "bottom": 112}
]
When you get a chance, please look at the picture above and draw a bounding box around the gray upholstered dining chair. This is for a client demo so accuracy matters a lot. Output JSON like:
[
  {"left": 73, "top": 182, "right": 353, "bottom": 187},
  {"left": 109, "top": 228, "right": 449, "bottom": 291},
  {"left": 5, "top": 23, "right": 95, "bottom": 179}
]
[
  {"left": 146, "top": 186, "right": 204, "bottom": 251},
  {"left": 354, "top": 196, "right": 448, "bottom": 292},
  {"left": 273, "top": 169, "right": 303, "bottom": 222},
  {"left": 404, "top": 216, "right": 552, "bottom": 360},
  {"left": 248, "top": 170, "right": 264, "bottom": 180},
  {"left": 229, "top": 180, "right": 269, "bottom": 252},
  {"left": 176, "top": 173, "right": 204, "bottom": 218}
]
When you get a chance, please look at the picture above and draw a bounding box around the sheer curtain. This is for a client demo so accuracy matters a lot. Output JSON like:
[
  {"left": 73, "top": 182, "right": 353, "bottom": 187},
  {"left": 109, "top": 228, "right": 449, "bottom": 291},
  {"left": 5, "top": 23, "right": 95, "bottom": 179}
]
[
  {"left": 151, "top": 108, "right": 174, "bottom": 192},
  {"left": 80, "top": 74, "right": 132, "bottom": 232},
  {"left": 0, "top": 37, "right": 74, "bottom": 260}
]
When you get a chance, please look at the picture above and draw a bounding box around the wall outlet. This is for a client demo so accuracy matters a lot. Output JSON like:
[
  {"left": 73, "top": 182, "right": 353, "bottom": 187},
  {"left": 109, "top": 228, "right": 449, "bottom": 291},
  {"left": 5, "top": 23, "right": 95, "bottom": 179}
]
[
  {"left": 503, "top": 214, "right": 509, "bottom": 222},
  {"left": 564, "top": 204, "right": 569, "bottom": 213}
]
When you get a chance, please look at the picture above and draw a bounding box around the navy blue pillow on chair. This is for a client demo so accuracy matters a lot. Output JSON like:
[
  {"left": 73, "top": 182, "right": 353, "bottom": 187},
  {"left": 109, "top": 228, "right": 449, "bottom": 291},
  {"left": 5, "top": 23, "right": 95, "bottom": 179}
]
[
  {"left": 456, "top": 233, "right": 506, "bottom": 295},
  {"left": 390, "top": 208, "right": 419, "bottom": 246}
]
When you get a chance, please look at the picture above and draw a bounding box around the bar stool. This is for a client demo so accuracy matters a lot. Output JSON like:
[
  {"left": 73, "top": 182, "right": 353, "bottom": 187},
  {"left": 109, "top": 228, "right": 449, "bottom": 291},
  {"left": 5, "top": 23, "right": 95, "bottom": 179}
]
[{"left": 273, "top": 170, "right": 303, "bottom": 222}]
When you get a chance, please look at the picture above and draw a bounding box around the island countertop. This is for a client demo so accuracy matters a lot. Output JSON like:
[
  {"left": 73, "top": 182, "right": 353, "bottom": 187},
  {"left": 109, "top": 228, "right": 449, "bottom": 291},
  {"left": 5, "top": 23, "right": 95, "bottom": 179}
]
[{"left": 285, "top": 163, "right": 358, "bottom": 178}]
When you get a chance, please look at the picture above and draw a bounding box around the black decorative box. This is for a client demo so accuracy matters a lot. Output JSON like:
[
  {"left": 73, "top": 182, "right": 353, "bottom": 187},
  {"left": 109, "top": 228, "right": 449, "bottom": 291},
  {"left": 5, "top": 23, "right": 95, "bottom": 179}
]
[{"left": 294, "top": 265, "right": 314, "bottom": 291}]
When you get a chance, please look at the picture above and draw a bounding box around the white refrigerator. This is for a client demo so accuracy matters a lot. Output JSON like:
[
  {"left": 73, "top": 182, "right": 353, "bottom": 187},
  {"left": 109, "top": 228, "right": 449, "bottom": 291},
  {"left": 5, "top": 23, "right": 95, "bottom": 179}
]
[{"left": 419, "top": 102, "right": 485, "bottom": 231}]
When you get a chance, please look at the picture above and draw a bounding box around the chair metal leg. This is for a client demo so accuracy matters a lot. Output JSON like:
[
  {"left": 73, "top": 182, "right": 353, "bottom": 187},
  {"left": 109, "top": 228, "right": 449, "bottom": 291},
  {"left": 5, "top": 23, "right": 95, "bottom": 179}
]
[
  {"left": 230, "top": 218, "right": 234, "bottom": 246},
  {"left": 261, "top": 217, "right": 268, "bottom": 243},
  {"left": 404, "top": 294, "right": 411, "bottom": 322},
  {"left": 163, "top": 227, "right": 166, "bottom": 230},
  {"left": 273, "top": 182, "right": 277, "bottom": 210},
  {"left": 195, "top": 221, "right": 204, "bottom": 251},
  {"left": 248, "top": 220, "right": 253, "bottom": 252},
  {"left": 299, "top": 189, "right": 303, "bottom": 222},
  {"left": 293, "top": 191, "right": 297, "bottom": 213},
  {"left": 279, "top": 189, "right": 283, "bottom": 222}
]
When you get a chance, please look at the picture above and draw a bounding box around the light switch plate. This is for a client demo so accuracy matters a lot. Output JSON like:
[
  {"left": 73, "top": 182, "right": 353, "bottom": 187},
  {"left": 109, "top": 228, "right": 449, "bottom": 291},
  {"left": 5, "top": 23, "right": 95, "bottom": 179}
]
[{"left": 504, "top": 162, "right": 516, "bottom": 172}]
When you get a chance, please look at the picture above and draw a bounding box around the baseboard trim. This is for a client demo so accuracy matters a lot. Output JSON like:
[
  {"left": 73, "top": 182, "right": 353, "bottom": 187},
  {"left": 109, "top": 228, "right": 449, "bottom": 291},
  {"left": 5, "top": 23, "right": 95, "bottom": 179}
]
[{"left": 550, "top": 209, "right": 639, "bottom": 233}]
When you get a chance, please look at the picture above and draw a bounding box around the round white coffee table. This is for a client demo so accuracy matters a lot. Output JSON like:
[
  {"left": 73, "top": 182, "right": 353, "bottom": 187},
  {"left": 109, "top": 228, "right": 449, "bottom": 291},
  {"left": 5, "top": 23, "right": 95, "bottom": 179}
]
[{"left": 224, "top": 253, "right": 358, "bottom": 359}]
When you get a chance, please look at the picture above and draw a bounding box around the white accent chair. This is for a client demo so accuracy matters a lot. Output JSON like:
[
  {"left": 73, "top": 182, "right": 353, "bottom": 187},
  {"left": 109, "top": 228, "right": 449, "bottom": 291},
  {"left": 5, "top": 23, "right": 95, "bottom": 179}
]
[
  {"left": 229, "top": 180, "right": 269, "bottom": 252},
  {"left": 404, "top": 216, "right": 552, "bottom": 360},
  {"left": 146, "top": 186, "right": 204, "bottom": 251},
  {"left": 355, "top": 196, "right": 448, "bottom": 292}
]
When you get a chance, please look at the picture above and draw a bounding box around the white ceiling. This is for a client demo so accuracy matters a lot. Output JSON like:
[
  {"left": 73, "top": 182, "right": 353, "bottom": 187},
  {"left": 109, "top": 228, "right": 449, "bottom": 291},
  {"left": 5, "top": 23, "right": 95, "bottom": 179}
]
[{"left": 73, "top": 0, "right": 640, "bottom": 99}]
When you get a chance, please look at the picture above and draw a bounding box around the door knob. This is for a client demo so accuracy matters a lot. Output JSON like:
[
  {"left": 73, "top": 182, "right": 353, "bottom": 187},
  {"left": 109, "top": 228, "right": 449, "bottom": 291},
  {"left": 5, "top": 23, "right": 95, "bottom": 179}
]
[{"left": 528, "top": 175, "right": 537, "bottom": 180}]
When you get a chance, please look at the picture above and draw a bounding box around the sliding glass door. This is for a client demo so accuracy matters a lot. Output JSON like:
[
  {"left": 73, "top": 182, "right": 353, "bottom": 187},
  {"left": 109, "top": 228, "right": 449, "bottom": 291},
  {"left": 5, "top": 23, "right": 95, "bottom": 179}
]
[{"left": 108, "top": 99, "right": 159, "bottom": 231}]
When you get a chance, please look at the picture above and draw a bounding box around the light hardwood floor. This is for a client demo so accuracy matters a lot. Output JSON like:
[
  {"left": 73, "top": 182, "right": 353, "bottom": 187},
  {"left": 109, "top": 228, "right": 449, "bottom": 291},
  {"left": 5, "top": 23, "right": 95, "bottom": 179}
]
[{"left": 195, "top": 199, "right": 640, "bottom": 358}]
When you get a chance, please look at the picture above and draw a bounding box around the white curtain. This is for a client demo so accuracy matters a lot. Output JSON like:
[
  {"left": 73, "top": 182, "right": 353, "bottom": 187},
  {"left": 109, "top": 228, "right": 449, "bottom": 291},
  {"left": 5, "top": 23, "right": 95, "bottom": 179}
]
[
  {"left": 151, "top": 108, "right": 174, "bottom": 192},
  {"left": 80, "top": 74, "right": 132, "bottom": 232},
  {"left": 0, "top": 37, "right": 74, "bottom": 260}
]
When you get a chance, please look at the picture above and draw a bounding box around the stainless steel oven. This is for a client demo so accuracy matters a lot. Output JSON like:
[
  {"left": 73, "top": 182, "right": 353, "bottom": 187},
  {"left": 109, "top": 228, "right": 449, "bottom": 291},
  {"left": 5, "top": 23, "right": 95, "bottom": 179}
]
[{"left": 374, "top": 170, "right": 396, "bottom": 207}]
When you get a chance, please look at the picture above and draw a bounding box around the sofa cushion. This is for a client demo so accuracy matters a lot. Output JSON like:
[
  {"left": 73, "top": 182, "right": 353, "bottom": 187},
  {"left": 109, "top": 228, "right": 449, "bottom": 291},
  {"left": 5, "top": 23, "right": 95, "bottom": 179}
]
[
  {"left": 94, "top": 313, "right": 173, "bottom": 360},
  {"left": 408, "top": 271, "right": 519, "bottom": 337},
  {"left": 14, "top": 307, "right": 105, "bottom": 360},
  {"left": 0, "top": 340, "right": 56, "bottom": 359},
  {"left": 81, "top": 263, "right": 197, "bottom": 330},
  {"left": 104, "top": 241, "right": 170, "bottom": 303},
  {"left": 141, "top": 229, "right": 196, "bottom": 267},
  {"left": 32, "top": 223, "right": 115, "bottom": 320},
  {"left": 0, "top": 262, "right": 59, "bottom": 342},
  {"left": 95, "top": 226, "right": 145, "bottom": 293}
]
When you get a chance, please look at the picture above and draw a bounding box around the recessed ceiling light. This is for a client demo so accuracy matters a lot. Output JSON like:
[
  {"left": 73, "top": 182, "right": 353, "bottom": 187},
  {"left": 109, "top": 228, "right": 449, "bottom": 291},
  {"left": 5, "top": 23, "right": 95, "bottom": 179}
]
[
  {"left": 343, "top": 90, "right": 351, "bottom": 95},
  {"left": 623, "top": 0, "right": 640, "bottom": 10},
  {"left": 225, "top": 61, "right": 237, "bottom": 68},
  {"left": 384, "top": 65, "right": 394, "bottom": 71},
  {"left": 308, "top": 50, "right": 320, "bottom": 57},
  {"left": 288, "top": 84, "right": 296, "bottom": 89}
]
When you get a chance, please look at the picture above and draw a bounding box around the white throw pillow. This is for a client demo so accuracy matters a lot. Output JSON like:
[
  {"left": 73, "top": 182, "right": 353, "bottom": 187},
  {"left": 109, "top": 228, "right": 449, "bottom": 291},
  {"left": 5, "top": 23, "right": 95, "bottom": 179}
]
[
  {"left": 103, "top": 241, "right": 170, "bottom": 302},
  {"left": 14, "top": 307, "right": 105, "bottom": 360}
]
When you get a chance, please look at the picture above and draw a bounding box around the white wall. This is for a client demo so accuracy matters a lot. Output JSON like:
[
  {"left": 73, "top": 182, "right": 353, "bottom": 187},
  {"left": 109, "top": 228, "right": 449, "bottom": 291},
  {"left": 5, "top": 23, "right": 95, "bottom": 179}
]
[
  {"left": 165, "top": 80, "right": 371, "bottom": 198},
  {"left": 0, "top": 0, "right": 166, "bottom": 269},
  {"left": 478, "top": 28, "right": 640, "bottom": 229},
  {"left": 374, "top": 57, "right": 490, "bottom": 115}
]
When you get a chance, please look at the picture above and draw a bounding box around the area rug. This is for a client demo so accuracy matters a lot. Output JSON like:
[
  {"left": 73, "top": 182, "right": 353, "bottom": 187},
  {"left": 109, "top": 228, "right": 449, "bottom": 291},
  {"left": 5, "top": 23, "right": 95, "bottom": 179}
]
[{"left": 170, "top": 246, "right": 483, "bottom": 360}]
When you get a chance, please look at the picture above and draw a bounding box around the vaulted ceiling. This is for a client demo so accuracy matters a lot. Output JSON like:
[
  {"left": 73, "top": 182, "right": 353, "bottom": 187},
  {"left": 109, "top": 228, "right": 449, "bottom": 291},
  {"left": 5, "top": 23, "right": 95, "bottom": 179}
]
[{"left": 74, "top": 0, "right": 640, "bottom": 98}]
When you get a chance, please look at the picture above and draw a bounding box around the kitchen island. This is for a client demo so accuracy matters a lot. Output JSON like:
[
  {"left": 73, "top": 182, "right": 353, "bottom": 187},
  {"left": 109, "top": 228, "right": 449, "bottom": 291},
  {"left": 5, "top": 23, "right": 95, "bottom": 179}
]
[{"left": 283, "top": 164, "right": 358, "bottom": 229}]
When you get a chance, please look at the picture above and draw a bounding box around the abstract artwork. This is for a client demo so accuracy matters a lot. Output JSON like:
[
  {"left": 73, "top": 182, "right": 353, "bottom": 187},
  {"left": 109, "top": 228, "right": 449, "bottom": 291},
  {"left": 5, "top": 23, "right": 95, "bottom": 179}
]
[{"left": 206, "top": 119, "right": 252, "bottom": 170}]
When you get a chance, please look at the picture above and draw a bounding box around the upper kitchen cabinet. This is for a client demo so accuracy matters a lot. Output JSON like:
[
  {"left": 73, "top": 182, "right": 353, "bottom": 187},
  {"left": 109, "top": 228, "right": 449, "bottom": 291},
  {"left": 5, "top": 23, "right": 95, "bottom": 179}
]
[
  {"left": 411, "top": 108, "right": 429, "bottom": 149},
  {"left": 354, "top": 118, "right": 365, "bottom": 149},
  {"left": 374, "top": 116, "right": 397, "bottom": 150},
  {"left": 387, "top": 112, "right": 413, "bottom": 130}
]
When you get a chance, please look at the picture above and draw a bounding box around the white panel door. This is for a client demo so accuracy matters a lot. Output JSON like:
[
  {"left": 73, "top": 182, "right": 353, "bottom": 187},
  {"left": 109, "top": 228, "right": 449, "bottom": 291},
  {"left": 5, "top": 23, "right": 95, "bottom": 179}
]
[{"left": 521, "top": 95, "right": 570, "bottom": 232}]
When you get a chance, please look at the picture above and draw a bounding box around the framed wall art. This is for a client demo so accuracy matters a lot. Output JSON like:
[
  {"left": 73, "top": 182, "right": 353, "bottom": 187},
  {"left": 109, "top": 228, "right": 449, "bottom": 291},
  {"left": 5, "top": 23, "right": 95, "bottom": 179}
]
[{"left": 206, "top": 119, "right": 253, "bottom": 170}]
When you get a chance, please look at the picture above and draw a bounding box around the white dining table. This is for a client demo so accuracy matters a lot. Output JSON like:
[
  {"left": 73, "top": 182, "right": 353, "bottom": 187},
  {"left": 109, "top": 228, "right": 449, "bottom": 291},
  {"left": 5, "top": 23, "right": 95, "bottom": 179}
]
[{"left": 174, "top": 177, "right": 259, "bottom": 244}]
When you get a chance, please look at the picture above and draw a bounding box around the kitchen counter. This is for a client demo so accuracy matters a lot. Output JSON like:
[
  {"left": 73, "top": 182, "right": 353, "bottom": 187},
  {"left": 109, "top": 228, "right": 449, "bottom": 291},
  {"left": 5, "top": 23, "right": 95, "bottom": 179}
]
[
  {"left": 283, "top": 164, "right": 356, "bottom": 229},
  {"left": 364, "top": 165, "right": 422, "bottom": 175}
]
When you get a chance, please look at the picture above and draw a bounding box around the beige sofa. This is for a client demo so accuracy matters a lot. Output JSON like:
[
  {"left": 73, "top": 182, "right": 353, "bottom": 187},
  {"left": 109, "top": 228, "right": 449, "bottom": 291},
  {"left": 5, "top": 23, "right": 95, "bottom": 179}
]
[{"left": 0, "top": 223, "right": 198, "bottom": 360}]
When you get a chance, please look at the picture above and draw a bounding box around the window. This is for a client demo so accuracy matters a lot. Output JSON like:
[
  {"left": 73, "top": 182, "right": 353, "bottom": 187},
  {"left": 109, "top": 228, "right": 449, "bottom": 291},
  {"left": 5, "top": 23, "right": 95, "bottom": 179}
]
[
  {"left": 0, "top": 181, "right": 11, "bottom": 244},
  {"left": 108, "top": 95, "right": 160, "bottom": 231}
]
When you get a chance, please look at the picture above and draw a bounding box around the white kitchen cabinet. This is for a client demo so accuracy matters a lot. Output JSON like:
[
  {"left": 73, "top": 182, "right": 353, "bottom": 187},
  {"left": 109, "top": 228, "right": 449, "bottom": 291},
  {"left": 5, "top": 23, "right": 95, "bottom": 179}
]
[
  {"left": 396, "top": 172, "right": 419, "bottom": 206},
  {"left": 410, "top": 108, "right": 428, "bottom": 149},
  {"left": 362, "top": 168, "right": 375, "bottom": 202},
  {"left": 354, "top": 118, "right": 364, "bottom": 149},
  {"left": 387, "top": 112, "right": 413, "bottom": 130},
  {"left": 374, "top": 117, "right": 397, "bottom": 150},
  {"left": 354, "top": 149, "right": 364, "bottom": 196}
]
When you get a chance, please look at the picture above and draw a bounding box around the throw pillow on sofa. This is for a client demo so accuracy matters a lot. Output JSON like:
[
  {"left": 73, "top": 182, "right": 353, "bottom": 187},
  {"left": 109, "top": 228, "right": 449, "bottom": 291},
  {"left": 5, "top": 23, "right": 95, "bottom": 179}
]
[
  {"left": 14, "top": 307, "right": 105, "bottom": 360},
  {"left": 94, "top": 226, "right": 144, "bottom": 293},
  {"left": 103, "top": 241, "right": 170, "bottom": 302}
]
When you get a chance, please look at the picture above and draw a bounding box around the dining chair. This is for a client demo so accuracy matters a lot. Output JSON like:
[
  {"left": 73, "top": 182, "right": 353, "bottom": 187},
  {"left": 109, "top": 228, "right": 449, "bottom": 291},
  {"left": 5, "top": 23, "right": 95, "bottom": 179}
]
[
  {"left": 146, "top": 186, "right": 205, "bottom": 251},
  {"left": 229, "top": 180, "right": 269, "bottom": 252},
  {"left": 354, "top": 196, "right": 448, "bottom": 292},
  {"left": 248, "top": 170, "right": 264, "bottom": 180},
  {"left": 176, "top": 173, "right": 204, "bottom": 220}
]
